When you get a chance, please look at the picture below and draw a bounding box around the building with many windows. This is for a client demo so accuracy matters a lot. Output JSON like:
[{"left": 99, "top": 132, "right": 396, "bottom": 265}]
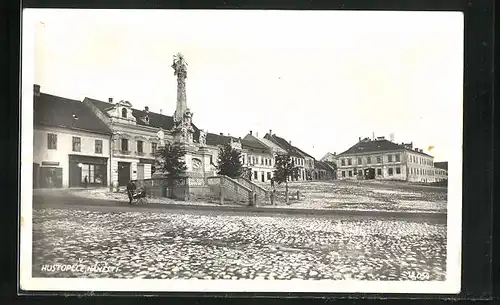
[
  {"left": 84, "top": 97, "right": 201, "bottom": 188},
  {"left": 336, "top": 136, "right": 438, "bottom": 182},
  {"left": 33, "top": 85, "right": 113, "bottom": 188},
  {"left": 433, "top": 161, "right": 448, "bottom": 182}
]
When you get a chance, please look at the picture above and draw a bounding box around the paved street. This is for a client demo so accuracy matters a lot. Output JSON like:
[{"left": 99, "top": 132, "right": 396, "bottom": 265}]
[{"left": 32, "top": 192, "right": 446, "bottom": 281}]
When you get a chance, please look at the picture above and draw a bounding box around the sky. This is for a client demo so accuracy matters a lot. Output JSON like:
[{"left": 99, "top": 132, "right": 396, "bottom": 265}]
[{"left": 29, "top": 9, "right": 464, "bottom": 161}]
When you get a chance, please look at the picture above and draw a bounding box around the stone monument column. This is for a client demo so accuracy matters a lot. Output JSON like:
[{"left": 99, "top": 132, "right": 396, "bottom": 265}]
[{"left": 171, "top": 53, "right": 195, "bottom": 147}]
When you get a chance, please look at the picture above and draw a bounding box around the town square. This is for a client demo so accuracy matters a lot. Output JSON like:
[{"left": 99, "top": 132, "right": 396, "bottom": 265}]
[{"left": 23, "top": 9, "right": 462, "bottom": 290}]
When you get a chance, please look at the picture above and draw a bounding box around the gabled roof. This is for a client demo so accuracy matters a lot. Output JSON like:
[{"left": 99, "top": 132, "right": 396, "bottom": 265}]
[
  {"left": 34, "top": 93, "right": 112, "bottom": 135},
  {"left": 314, "top": 160, "right": 334, "bottom": 171},
  {"left": 84, "top": 97, "right": 200, "bottom": 140},
  {"left": 293, "top": 145, "right": 315, "bottom": 160},
  {"left": 244, "top": 134, "right": 287, "bottom": 154},
  {"left": 264, "top": 133, "right": 302, "bottom": 158},
  {"left": 338, "top": 139, "right": 433, "bottom": 158},
  {"left": 434, "top": 161, "right": 448, "bottom": 171},
  {"left": 321, "top": 152, "right": 338, "bottom": 161},
  {"left": 206, "top": 133, "right": 237, "bottom": 147},
  {"left": 206, "top": 133, "right": 269, "bottom": 152}
]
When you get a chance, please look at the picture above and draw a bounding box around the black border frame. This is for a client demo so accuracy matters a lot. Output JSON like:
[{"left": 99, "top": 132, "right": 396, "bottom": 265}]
[{"left": 2, "top": 0, "right": 495, "bottom": 302}]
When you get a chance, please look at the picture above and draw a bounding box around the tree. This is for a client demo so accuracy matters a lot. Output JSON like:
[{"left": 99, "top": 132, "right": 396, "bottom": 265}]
[
  {"left": 216, "top": 143, "right": 243, "bottom": 178},
  {"left": 154, "top": 142, "right": 188, "bottom": 180},
  {"left": 273, "top": 153, "right": 300, "bottom": 204}
]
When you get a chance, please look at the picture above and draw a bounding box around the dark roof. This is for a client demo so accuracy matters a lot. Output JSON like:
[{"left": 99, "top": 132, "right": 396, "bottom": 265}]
[
  {"left": 264, "top": 134, "right": 302, "bottom": 157},
  {"left": 206, "top": 133, "right": 235, "bottom": 146},
  {"left": 315, "top": 160, "right": 333, "bottom": 171},
  {"left": 240, "top": 135, "right": 272, "bottom": 151},
  {"left": 434, "top": 161, "right": 448, "bottom": 170},
  {"left": 205, "top": 133, "right": 268, "bottom": 152},
  {"left": 338, "top": 139, "right": 433, "bottom": 158},
  {"left": 84, "top": 97, "right": 199, "bottom": 140},
  {"left": 34, "top": 93, "right": 112, "bottom": 135},
  {"left": 293, "top": 146, "right": 315, "bottom": 160}
]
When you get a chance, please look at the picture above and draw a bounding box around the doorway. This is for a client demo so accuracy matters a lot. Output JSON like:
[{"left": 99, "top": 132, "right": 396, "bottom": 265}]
[
  {"left": 137, "top": 164, "right": 145, "bottom": 180},
  {"left": 118, "top": 162, "right": 131, "bottom": 186}
]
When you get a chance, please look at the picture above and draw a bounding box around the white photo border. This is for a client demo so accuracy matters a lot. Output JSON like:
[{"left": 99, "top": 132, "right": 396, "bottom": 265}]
[{"left": 19, "top": 8, "right": 463, "bottom": 294}]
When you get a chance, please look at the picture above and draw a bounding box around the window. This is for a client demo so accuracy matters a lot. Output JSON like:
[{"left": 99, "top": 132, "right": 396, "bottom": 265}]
[
  {"left": 377, "top": 156, "right": 382, "bottom": 164},
  {"left": 396, "top": 167, "right": 401, "bottom": 174},
  {"left": 151, "top": 143, "right": 157, "bottom": 155},
  {"left": 395, "top": 154, "right": 400, "bottom": 162},
  {"left": 267, "top": 172, "right": 271, "bottom": 180},
  {"left": 242, "top": 156, "right": 246, "bottom": 165},
  {"left": 357, "top": 157, "right": 362, "bottom": 165},
  {"left": 210, "top": 155, "right": 213, "bottom": 165},
  {"left": 121, "top": 138, "right": 129, "bottom": 151},
  {"left": 348, "top": 170, "right": 352, "bottom": 177},
  {"left": 121, "top": 108, "right": 127, "bottom": 118},
  {"left": 47, "top": 133, "right": 57, "bottom": 150},
  {"left": 347, "top": 158, "right": 352, "bottom": 165},
  {"left": 137, "top": 140, "right": 143, "bottom": 153},
  {"left": 342, "top": 171, "right": 346, "bottom": 177},
  {"left": 254, "top": 171, "right": 258, "bottom": 180},
  {"left": 81, "top": 164, "right": 105, "bottom": 185},
  {"left": 95, "top": 139, "right": 103, "bottom": 154},
  {"left": 341, "top": 159, "right": 345, "bottom": 166},
  {"left": 388, "top": 155, "right": 393, "bottom": 162},
  {"left": 388, "top": 168, "right": 393, "bottom": 176},
  {"left": 367, "top": 157, "right": 371, "bottom": 164},
  {"left": 72, "top": 137, "right": 81, "bottom": 152},
  {"left": 377, "top": 168, "right": 382, "bottom": 176}
]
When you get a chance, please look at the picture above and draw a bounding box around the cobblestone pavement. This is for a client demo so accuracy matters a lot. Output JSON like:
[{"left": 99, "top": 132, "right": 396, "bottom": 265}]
[
  {"left": 32, "top": 207, "right": 446, "bottom": 281},
  {"left": 269, "top": 181, "right": 447, "bottom": 213}
]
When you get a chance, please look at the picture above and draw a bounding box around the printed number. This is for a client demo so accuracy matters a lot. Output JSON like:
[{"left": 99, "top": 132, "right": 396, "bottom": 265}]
[{"left": 404, "top": 271, "right": 430, "bottom": 281}]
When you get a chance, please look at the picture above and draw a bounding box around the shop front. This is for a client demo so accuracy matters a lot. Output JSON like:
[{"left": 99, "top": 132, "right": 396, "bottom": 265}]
[
  {"left": 69, "top": 155, "right": 108, "bottom": 188},
  {"left": 39, "top": 161, "right": 63, "bottom": 188}
]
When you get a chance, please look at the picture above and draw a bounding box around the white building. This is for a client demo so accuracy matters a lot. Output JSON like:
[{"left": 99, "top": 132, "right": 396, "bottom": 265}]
[
  {"left": 337, "top": 136, "right": 439, "bottom": 183},
  {"left": 33, "top": 85, "right": 113, "bottom": 188}
]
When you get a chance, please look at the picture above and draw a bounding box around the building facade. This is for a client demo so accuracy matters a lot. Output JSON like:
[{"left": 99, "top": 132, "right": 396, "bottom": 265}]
[
  {"left": 33, "top": 85, "right": 113, "bottom": 189},
  {"left": 337, "top": 136, "right": 438, "bottom": 183}
]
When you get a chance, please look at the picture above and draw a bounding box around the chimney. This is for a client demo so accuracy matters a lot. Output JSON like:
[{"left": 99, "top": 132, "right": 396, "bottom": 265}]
[
  {"left": 269, "top": 129, "right": 272, "bottom": 136},
  {"left": 419, "top": 149, "right": 423, "bottom": 153},
  {"left": 144, "top": 106, "right": 149, "bottom": 112},
  {"left": 108, "top": 97, "right": 113, "bottom": 103},
  {"left": 289, "top": 140, "right": 292, "bottom": 145},
  {"left": 34, "top": 84, "right": 40, "bottom": 96},
  {"left": 249, "top": 130, "right": 252, "bottom": 135},
  {"left": 334, "top": 152, "right": 336, "bottom": 156},
  {"left": 219, "top": 133, "right": 223, "bottom": 136},
  {"left": 359, "top": 137, "right": 361, "bottom": 142},
  {"left": 414, "top": 148, "right": 419, "bottom": 151},
  {"left": 159, "top": 109, "right": 163, "bottom": 115}
]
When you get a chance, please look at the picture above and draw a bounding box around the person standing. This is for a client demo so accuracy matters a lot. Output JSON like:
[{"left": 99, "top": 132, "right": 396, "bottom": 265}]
[
  {"left": 126, "top": 180, "right": 136, "bottom": 204},
  {"left": 84, "top": 176, "right": 88, "bottom": 189}
]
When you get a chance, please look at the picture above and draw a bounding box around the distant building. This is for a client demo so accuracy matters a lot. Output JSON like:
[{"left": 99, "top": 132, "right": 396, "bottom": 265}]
[
  {"left": 320, "top": 152, "right": 338, "bottom": 163},
  {"left": 433, "top": 161, "right": 448, "bottom": 182},
  {"left": 337, "top": 136, "right": 439, "bottom": 183},
  {"left": 33, "top": 85, "right": 113, "bottom": 189},
  {"left": 264, "top": 133, "right": 308, "bottom": 181}
]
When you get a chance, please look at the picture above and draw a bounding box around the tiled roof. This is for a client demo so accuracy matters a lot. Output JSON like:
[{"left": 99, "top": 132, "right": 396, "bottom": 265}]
[
  {"left": 434, "top": 161, "right": 448, "bottom": 171},
  {"left": 338, "top": 139, "right": 433, "bottom": 158},
  {"left": 84, "top": 97, "right": 200, "bottom": 140},
  {"left": 293, "top": 146, "right": 315, "bottom": 160},
  {"left": 206, "top": 133, "right": 236, "bottom": 146},
  {"left": 205, "top": 133, "right": 268, "bottom": 152},
  {"left": 264, "top": 134, "right": 302, "bottom": 158},
  {"left": 314, "top": 160, "right": 333, "bottom": 171},
  {"left": 244, "top": 134, "right": 287, "bottom": 154},
  {"left": 34, "top": 93, "right": 112, "bottom": 135}
]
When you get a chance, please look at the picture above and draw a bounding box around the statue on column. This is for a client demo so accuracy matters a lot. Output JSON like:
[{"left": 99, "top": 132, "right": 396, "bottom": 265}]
[{"left": 199, "top": 129, "right": 207, "bottom": 147}]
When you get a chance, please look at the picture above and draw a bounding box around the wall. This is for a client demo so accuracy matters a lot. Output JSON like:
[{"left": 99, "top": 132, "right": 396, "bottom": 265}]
[{"left": 33, "top": 126, "right": 111, "bottom": 188}]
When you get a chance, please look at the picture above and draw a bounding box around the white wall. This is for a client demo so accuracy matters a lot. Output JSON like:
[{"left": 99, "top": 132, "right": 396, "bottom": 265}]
[{"left": 33, "top": 126, "right": 111, "bottom": 188}]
